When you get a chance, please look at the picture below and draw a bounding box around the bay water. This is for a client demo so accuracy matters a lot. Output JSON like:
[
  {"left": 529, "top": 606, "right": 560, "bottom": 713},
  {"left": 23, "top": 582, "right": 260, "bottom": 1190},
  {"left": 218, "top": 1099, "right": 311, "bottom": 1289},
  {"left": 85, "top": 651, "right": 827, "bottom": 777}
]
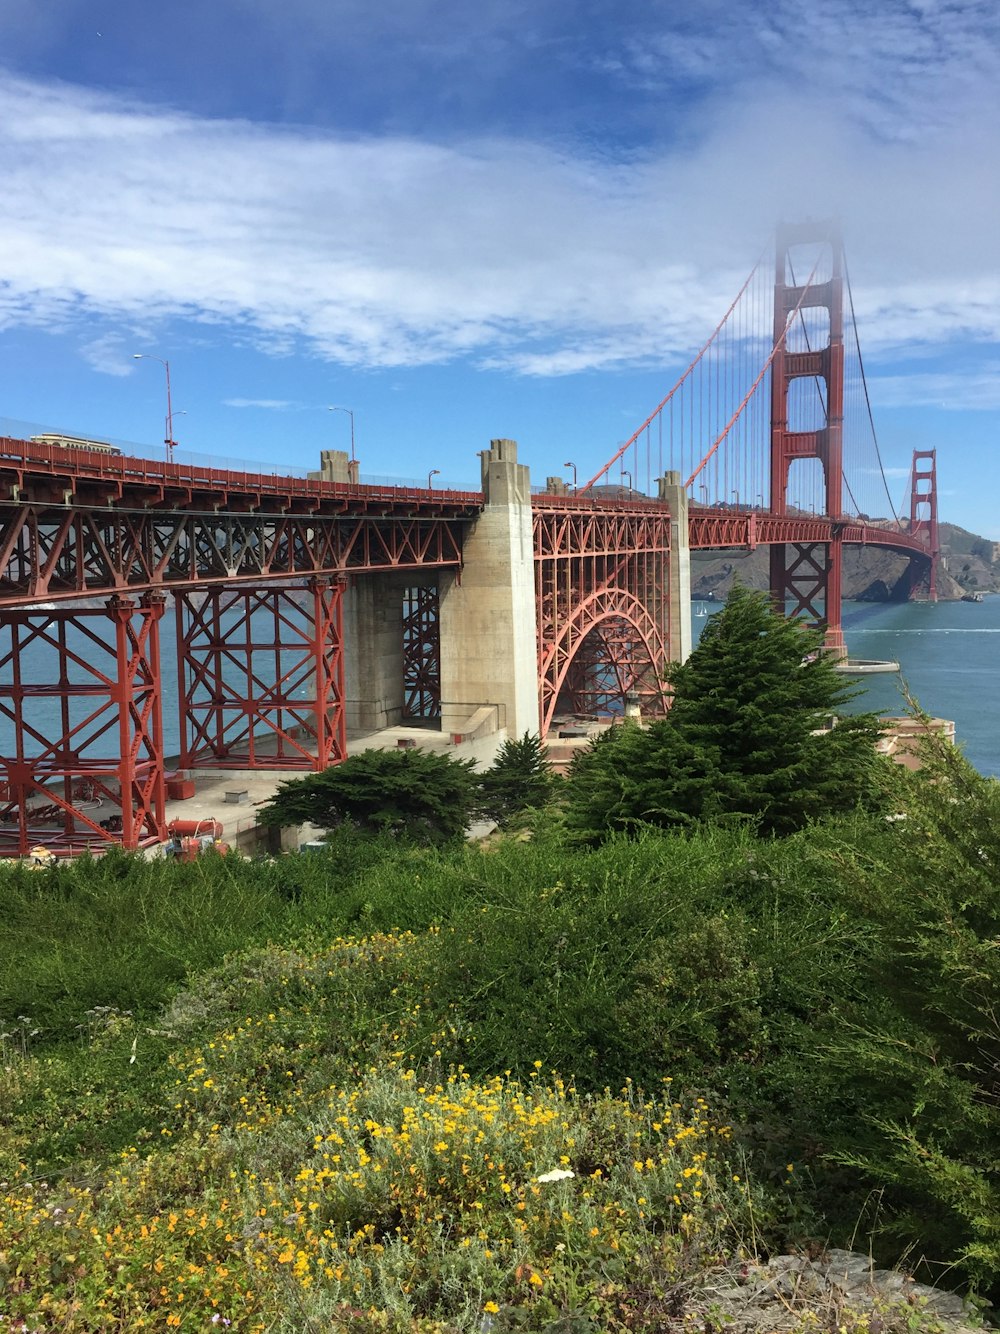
[
  {"left": 1, "top": 596, "right": 997, "bottom": 776},
  {"left": 840, "top": 596, "right": 1000, "bottom": 777}
]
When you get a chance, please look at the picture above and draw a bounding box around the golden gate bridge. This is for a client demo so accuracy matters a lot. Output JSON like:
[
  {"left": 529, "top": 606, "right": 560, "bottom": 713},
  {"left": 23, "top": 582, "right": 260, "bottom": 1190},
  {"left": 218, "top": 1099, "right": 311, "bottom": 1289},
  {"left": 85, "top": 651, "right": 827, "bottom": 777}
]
[{"left": 0, "top": 222, "right": 939, "bottom": 855}]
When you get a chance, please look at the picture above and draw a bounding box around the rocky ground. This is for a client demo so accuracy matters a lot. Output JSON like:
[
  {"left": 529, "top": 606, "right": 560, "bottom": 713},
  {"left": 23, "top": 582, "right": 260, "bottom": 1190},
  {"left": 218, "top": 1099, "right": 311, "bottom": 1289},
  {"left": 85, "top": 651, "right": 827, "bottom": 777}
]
[{"left": 679, "top": 1250, "right": 986, "bottom": 1333}]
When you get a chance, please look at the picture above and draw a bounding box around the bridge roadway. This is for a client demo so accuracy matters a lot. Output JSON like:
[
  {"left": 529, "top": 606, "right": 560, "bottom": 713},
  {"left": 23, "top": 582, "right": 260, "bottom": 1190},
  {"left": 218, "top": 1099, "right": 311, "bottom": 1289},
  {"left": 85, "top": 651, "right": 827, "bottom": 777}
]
[{"left": 0, "top": 436, "right": 926, "bottom": 605}]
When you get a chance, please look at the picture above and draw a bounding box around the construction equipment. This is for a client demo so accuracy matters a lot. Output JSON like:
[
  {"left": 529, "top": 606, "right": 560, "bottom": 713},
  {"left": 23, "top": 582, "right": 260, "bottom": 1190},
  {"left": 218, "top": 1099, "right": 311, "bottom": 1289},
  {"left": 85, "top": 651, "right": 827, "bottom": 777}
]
[{"left": 165, "top": 818, "right": 228, "bottom": 861}]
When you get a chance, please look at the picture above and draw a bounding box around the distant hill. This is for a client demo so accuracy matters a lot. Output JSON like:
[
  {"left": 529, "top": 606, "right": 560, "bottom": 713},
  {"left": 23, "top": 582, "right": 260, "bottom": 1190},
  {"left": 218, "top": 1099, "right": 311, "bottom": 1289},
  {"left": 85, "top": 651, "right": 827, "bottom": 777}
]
[{"left": 690, "top": 519, "right": 999, "bottom": 602}]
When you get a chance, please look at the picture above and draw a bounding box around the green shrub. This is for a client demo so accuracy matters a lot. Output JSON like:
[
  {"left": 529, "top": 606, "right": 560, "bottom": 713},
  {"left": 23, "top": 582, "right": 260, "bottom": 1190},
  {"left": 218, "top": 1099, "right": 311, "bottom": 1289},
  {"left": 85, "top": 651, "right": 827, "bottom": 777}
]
[
  {"left": 826, "top": 737, "right": 1000, "bottom": 1292},
  {"left": 478, "top": 731, "right": 559, "bottom": 828},
  {"left": 0, "top": 837, "right": 432, "bottom": 1044},
  {"left": 258, "top": 747, "right": 480, "bottom": 845}
]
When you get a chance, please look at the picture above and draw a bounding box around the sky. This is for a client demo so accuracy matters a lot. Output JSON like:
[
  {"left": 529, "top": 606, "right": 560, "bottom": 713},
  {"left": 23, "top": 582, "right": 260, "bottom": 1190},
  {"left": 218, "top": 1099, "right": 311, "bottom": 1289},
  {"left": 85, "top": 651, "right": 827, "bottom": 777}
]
[{"left": 0, "top": 0, "right": 997, "bottom": 534}]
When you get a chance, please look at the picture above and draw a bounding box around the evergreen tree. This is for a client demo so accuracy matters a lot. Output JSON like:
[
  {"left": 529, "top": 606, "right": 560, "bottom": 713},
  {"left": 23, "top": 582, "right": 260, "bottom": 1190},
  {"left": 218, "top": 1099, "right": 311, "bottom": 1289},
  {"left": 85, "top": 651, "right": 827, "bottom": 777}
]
[
  {"left": 666, "top": 584, "right": 885, "bottom": 832},
  {"left": 479, "top": 732, "right": 557, "bottom": 828},
  {"left": 564, "top": 719, "right": 723, "bottom": 840},
  {"left": 257, "top": 747, "right": 479, "bottom": 846},
  {"left": 565, "top": 584, "right": 886, "bottom": 838}
]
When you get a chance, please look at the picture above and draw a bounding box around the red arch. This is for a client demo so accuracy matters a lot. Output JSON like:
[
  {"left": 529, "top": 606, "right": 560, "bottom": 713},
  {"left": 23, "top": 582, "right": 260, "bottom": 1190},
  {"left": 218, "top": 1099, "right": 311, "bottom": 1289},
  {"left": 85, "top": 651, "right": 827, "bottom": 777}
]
[{"left": 538, "top": 586, "right": 668, "bottom": 736}]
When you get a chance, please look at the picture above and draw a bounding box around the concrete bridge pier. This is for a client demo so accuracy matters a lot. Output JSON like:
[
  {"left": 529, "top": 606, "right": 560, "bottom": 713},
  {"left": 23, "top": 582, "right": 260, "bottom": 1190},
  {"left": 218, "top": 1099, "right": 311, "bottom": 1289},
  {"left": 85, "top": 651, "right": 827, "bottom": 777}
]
[
  {"left": 439, "top": 439, "right": 539, "bottom": 743},
  {"left": 658, "top": 469, "right": 692, "bottom": 664},
  {"left": 342, "top": 573, "right": 409, "bottom": 733},
  {"left": 343, "top": 574, "right": 448, "bottom": 734}
]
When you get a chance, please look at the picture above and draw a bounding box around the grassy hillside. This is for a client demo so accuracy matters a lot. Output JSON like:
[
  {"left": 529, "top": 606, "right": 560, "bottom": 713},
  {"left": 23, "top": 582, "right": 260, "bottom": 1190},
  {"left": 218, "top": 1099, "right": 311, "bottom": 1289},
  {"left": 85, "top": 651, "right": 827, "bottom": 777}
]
[{"left": 2, "top": 735, "right": 999, "bottom": 1332}]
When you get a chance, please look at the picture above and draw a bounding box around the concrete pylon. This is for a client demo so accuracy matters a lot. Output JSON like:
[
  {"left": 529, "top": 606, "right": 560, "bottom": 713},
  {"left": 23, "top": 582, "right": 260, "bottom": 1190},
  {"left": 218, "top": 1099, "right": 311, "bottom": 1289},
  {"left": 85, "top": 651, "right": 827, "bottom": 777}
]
[
  {"left": 342, "top": 574, "right": 409, "bottom": 733},
  {"left": 439, "top": 439, "right": 539, "bottom": 740},
  {"left": 308, "top": 449, "right": 359, "bottom": 485},
  {"left": 658, "top": 470, "right": 692, "bottom": 664}
]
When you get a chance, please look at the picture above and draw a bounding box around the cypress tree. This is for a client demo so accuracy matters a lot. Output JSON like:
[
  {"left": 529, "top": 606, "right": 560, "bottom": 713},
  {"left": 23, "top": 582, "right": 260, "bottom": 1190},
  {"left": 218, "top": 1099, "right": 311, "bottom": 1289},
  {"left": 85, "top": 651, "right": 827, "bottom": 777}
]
[
  {"left": 665, "top": 584, "right": 885, "bottom": 832},
  {"left": 479, "top": 732, "right": 557, "bottom": 828},
  {"left": 564, "top": 719, "right": 722, "bottom": 839},
  {"left": 257, "top": 747, "right": 479, "bottom": 846},
  {"left": 565, "top": 584, "right": 886, "bottom": 838}
]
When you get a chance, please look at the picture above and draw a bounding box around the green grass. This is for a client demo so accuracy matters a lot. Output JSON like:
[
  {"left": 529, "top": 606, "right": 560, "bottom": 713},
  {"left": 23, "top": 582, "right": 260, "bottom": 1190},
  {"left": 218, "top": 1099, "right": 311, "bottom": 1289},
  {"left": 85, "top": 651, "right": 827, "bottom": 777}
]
[{"left": 2, "top": 792, "right": 998, "bottom": 1315}]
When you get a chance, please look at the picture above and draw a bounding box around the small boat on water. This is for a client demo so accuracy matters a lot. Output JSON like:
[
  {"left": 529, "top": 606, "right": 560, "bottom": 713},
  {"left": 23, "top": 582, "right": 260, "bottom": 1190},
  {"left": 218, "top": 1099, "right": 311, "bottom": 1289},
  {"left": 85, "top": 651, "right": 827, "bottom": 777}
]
[{"left": 961, "top": 591, "right": 984, "bottom": 603}]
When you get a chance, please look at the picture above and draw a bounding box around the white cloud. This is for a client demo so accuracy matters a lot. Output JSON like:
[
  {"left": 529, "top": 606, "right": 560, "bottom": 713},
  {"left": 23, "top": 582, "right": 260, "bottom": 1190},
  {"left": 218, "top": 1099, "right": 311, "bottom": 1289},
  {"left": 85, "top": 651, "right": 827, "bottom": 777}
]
[
  {"left": 872, "top": 368, "right": 1000, "bottom": 411},
  {"left": 0, "top": 53, "right": 997, "bottom": 380},
  {"left": 79, "top": 333, "right": 133, "bottom": 377},
  {"left": 617, "top": 0, "right": 1000, "bottom": 144},
  {"left": 863, "top": 465, "right": 912, "bottom": 478}
]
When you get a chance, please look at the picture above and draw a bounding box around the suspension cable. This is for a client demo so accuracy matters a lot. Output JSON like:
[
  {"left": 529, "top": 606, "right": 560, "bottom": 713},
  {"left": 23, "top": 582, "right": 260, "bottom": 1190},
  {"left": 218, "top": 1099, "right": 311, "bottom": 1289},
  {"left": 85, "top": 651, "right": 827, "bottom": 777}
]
[
  {"left": 844, "top": 253, "right": 901, "bottom": 526},
  {"left": 580, "top": 243, "right": 770, "bottom": 492},
  {"left": 685, "top": 248, "right": 825, "bottom": 490}
]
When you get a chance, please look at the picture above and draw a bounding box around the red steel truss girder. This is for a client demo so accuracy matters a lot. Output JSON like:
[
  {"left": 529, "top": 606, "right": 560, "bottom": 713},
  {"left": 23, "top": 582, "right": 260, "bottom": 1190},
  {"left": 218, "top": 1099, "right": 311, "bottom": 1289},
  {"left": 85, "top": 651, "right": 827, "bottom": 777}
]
[
  {"left": 402, "top": 585, "right": 442, "bottom": 721},
  {"left": 537, "top": 586, "right": 669, "bottom": 736},
  {"left": 533, "top": 503, "right": 672, "bottom": 735},
  {"left": 176, "top": 580, "right": 346, "bottom": 771},
  {"left": 0, "top": 504, "right": 469, "bottom": 603},
  {"left": 0, "top": 594, "right": 166, "bottom": 855},
  {"left": 563, "top": 615, "right": 662, "bottom": 717},
  {"left": 533, "top": 504, "right": 673, "bottom": 561},
  {"left": 688, "top": 509, "right": 928, "bottom": 557}
]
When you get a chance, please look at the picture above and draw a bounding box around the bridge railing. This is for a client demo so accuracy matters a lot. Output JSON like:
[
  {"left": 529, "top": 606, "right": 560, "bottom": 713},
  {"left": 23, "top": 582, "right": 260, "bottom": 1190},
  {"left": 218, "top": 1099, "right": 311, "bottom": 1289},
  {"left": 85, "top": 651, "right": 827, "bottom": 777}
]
[{"left": 0, "top": 436, "right": 484, "bottom": 507}]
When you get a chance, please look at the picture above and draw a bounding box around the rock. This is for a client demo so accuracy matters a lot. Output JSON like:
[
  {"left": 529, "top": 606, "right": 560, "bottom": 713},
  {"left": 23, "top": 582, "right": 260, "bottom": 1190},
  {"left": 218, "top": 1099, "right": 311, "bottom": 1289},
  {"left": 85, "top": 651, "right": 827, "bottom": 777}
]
[{"left": 681, "top": 1249, "right": 984, "bottom": 1334}]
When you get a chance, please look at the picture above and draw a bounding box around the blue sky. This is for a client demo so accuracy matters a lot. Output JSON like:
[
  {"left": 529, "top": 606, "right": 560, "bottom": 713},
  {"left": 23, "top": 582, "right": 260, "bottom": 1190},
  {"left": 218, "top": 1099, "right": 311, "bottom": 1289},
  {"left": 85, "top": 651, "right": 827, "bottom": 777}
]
[{"left": 0, "top": 0, "right": 998, "bottom": 533}]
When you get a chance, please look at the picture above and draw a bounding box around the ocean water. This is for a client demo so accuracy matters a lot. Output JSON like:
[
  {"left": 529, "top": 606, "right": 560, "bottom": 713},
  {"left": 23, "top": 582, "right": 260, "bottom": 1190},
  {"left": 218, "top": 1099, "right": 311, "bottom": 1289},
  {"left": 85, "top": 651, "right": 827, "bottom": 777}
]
[
  {"left": 695, "top": 595, "right": 1000, "bottom": 777},
  {"left": 840, "top": 597, "right": 1000, "bottom": 777},
  {"left": 1, "top": 596, "right": 997, "bottom": 776}
]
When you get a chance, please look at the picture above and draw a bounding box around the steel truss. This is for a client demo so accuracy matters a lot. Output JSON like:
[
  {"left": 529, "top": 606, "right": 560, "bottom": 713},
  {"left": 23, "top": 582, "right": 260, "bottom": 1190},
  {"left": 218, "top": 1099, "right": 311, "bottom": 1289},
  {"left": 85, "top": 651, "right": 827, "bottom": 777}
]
[
  {"left": 402, "top": 585, "right": 441, "bottom": 721},
  {"left": 0, "top": 595, "right": 166, "bottom": 855},
  {"left": 768, "top": 540, "right": 843, "bottom": 639},
  {"left": 0, "top": 505, "right": 466, "bottom": 602},
  {"left": 177, "top": 579, "right": 346, "bottom": 771},
  {"left": 533, "top": 503, "right": 671, "bottom": 735}
]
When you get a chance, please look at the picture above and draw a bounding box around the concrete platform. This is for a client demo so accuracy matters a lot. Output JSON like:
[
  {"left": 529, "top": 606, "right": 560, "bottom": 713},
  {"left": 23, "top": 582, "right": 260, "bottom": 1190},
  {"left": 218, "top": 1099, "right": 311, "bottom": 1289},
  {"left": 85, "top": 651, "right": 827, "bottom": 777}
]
[
  {"left": 160, "top": 723, "right": 508, "bottom": 855},
  {"left": 836, "top": 658, "right": 900, "bottom": 674}
]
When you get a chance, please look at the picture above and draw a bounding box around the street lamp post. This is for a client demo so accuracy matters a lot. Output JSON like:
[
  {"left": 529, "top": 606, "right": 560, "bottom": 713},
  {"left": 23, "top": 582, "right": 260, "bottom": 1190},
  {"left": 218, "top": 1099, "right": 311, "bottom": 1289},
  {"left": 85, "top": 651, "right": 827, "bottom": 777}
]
[
  {"left": 328, "top": 405, "right": 356, "bottom": 463},
  {"left": 563, "top": 460, "right": 577, "bottom": 491},
  {"left": 133, "top": 354, "right": 175, "bottom": 463},
  {"left": 699, "top": 483, "right": 709, "bottom": 505},
  {"left": 621, "top": 470, "right": 632, "bottom": 493},
  {"left": 427, "top": 469, "right": 440, "bottom": 489},
  {"left": 732, "top": 489, "right": 740, "bottom": 508}
]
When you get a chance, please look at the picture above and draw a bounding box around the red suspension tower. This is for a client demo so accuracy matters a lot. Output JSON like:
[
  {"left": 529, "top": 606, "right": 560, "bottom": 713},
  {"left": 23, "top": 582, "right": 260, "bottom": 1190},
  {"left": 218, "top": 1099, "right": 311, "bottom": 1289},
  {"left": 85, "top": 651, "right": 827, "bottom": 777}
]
[
  {"left": 908, "top": 449, "right": 940, "bottom": 601},
  {"left": 769, "top": 222, "right": 846, "bottom": 653}
]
